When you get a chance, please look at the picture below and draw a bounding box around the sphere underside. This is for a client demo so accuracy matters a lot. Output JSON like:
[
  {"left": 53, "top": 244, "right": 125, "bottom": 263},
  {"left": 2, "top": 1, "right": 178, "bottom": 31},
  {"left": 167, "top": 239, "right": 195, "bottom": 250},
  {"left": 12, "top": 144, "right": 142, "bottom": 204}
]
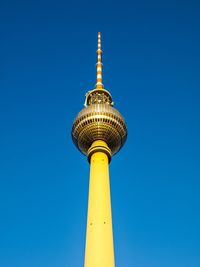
[{"left": 72, "top": 104, "right": 127, "bottom": 155}]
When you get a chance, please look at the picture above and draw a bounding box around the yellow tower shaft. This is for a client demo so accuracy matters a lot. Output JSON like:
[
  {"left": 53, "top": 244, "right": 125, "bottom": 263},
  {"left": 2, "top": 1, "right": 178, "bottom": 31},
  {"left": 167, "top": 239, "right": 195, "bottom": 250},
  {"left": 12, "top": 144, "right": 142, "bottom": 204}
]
[{"left": 84, "top": 140, "right": 115, "bottom": 267}]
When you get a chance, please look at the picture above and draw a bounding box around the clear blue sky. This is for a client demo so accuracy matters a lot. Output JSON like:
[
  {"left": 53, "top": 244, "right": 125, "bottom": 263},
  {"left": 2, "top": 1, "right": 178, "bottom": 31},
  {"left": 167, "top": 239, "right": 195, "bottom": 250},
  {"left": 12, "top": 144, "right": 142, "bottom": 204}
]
[{"left": 0, "top": 0, "right": 200, "bottom": 266}]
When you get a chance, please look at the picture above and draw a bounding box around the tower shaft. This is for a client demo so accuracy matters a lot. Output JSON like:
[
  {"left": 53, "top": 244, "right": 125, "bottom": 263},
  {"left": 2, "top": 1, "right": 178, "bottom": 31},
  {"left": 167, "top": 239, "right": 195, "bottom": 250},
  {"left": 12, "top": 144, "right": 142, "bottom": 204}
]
[{"left": 84, "top": 140, "right": 115, "bottom": 267}]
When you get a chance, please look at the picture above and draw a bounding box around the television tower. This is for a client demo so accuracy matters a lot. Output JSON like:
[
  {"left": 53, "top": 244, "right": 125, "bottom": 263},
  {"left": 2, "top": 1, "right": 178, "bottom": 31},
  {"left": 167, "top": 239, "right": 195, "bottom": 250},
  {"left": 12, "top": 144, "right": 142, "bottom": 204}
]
[{"left": 72, "top": 32, "right": 127, "bottom": 267}]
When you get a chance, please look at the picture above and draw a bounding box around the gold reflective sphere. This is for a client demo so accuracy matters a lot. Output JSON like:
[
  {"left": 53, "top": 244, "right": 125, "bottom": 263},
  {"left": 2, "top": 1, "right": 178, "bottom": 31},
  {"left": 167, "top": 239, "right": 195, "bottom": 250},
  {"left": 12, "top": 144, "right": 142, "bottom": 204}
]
[{"left": 72, "top": 103, "right": 127, "bottom": 156}]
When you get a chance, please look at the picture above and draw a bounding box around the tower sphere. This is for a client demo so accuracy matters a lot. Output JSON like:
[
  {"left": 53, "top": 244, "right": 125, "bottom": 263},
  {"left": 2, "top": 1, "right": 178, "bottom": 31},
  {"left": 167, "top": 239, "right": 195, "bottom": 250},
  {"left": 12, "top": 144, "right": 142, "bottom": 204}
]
[{"left": 72, "top": 91, "right": 127, "bottom": 156}]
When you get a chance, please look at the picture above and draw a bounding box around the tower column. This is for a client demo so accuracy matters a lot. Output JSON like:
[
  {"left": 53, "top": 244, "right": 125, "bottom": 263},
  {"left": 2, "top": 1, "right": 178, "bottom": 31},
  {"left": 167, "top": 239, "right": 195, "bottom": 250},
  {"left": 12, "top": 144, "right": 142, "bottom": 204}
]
[{"left": 84, "top": 140, "right": 115, "bottom": 267}]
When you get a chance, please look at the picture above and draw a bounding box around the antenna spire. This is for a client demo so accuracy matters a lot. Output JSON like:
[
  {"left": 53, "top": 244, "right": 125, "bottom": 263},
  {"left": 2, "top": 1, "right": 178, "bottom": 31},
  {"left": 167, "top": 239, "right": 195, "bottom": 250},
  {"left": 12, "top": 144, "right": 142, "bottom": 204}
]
[{"left": 96, "top": 32, "right": 103, "bottom": 88}]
